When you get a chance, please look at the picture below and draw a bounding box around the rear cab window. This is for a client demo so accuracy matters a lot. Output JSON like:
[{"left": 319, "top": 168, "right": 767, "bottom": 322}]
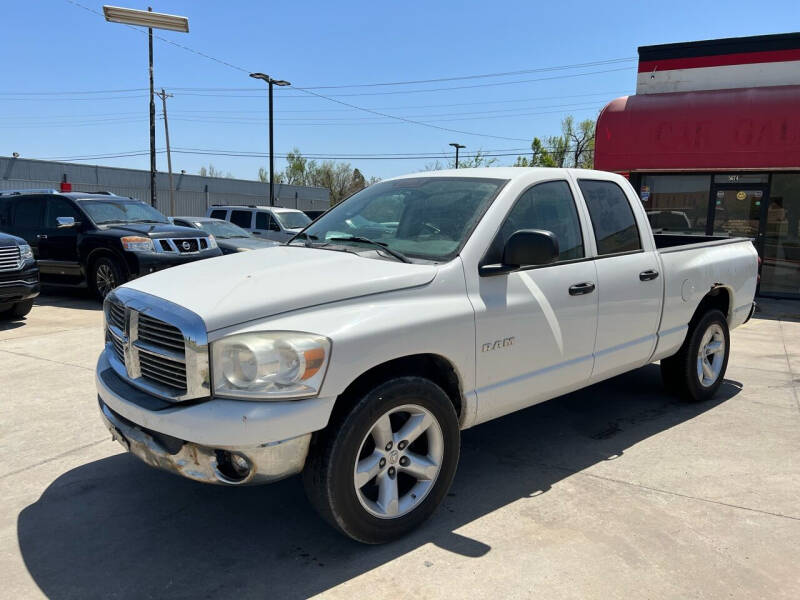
[
  {"left": 578, "top": 180, "right": 642, "bottom": 255},
  {"left": 209, "top": 209, "right": 227, "bottom": 220},
  {"left": 230, "top": 210, "right": 253, "bottom": 229}
]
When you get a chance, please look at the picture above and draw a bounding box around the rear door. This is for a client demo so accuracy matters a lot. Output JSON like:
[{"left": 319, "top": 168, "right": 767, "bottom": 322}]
[
  {"left": 574, "top": 177, "right": 663, "bottom": 382},
  {"left": 229, "top": 209, "right": 254, "bottom": 232}
]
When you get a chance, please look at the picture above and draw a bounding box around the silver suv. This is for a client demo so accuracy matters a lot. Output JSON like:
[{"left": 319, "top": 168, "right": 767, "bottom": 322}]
[{"left": 206, "top": 205, "right": 311, "bottom": 242}]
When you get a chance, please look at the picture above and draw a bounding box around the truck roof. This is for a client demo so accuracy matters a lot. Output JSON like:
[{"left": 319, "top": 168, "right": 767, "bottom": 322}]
[{"left": 386, "top": 167, "right": 621, "bottom": 183}]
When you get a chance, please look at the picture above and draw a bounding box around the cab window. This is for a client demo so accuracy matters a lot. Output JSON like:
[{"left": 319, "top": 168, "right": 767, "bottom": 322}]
[
  {"left": 209, "top": 209, "right": 227, "bottom": 220},
  {"left": 578, "top": 180, "right": 642, "bottom": 255},
  {"left": 486, "top": 180, "right": 584, "bottom": 265}
]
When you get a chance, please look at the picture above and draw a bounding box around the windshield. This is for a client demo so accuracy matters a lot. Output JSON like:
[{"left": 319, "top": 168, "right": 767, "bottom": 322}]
[
  {"left": 78, "top": 199, "right": 169, "bottom": 225},
  {"left": 195, "top": 220, "right": 251, "bottom": 239},
  {"left": 294, "top": 177, "right": 506, "bottom": 261},
  {"left": 275, "top": 211, "right": 311, "bottom": 230}
]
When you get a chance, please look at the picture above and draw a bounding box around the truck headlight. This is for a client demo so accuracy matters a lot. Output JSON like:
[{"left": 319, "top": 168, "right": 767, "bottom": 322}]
[
  {"left": 211, "top": 332, "right": 330, "bottom": 399},
  {"left": 120, "top": 236, "right": 154, "bottom": 252},
  {"left": 19, "top": 244, "right": 33, "bottom": 261},
  {"left": 207, "top": 235, "right": 218, "bottom": 249}
]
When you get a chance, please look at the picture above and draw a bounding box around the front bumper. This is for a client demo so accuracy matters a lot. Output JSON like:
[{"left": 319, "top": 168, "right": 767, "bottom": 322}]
[
  {"left": 99, "top": 399, "right": 310, "bottom": 485},
  {"left": 96, "top": 351, "right": 337, "bottom": 485},
  {"left": 0, "top": 265, "right": 40, "bottom": 303}
]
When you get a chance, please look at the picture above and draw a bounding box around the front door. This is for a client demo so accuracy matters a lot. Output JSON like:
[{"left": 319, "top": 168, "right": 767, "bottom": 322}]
[
  {"left": 37, "top": 196, "right": 84, "bottom": 284},
  {"left": 473, "top": 179, "right": 598, "bottom": 425}
]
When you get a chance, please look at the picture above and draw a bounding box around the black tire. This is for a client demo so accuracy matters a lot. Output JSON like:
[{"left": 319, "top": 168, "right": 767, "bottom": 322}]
[
  {"left": 90, "top": 256, "right": 125, "bottom": 301},
  {"left": 303, "top": 376, "right": 460, "bottom": 544},
  {"left": 9, "top": 299, "right": 34, "bottom": 318},
  {"left": 660, "top": 309, "right": 730, "bottom": 402}
]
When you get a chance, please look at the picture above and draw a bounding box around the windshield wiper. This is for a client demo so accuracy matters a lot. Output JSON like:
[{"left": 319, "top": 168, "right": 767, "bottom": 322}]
[{"left": 327, "top": 236, "right": 411, "bottom": 263}]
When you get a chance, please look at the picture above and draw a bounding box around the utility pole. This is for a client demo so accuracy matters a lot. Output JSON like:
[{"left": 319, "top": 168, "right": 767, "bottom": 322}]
[
  {"left": 449, "top": 142, "right": 466, "bottom": 169},
  {"left": 156, "top": 89, "right": 175, "bottom": 216},
  {"left": 102, "top": 5, "right": 189, "bottom": 207},
  {"left": 147, "top": 7, "right": 157, "bottom": 208},
  {"left": 249, "top": 73, "right": 291, "bottom": 206}
]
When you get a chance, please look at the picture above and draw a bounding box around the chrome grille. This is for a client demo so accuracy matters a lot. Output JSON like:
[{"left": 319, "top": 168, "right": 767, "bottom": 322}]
[
  {"left": 0, "top": 246, "right": 21, "bottom": 272},
  {"left": 138, "top": 313, "right": 185, "bottom": 351},
  {"left": 110, "top": 334, "right": 125, "bottom": 363},
  {"left": 107, "top": 301, "right": 125, "bottom": 331},
  {"left": 102, "top": 288, "right": 209, "bottom": 402},
  {"left": 155, "top": 237, "right": 211, "bottom": 254},
  {"left": 139, "top": 348, "right": 187, "bottom": 391}
]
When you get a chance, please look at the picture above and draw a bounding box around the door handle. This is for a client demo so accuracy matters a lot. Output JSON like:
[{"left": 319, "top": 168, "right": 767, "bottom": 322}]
[
  {"left": 639, "top": 269, "right": 659, "bottom": 281},
  {"left": 37, "top": 234, "right": 48, "bottom": 240},
  {"left": 569, "top": 282, "right": 596, "bottom": 296}
]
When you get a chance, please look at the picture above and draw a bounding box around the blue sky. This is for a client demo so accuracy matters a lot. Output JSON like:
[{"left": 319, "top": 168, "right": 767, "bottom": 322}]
[{"left": 3, "top": 0, "right": 798, "bottom": 181}]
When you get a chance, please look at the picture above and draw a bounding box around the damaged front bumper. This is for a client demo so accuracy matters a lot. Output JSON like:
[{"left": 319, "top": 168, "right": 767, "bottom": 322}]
[{"left": 99, "top": 399, "right": 310, "bottom": 485}]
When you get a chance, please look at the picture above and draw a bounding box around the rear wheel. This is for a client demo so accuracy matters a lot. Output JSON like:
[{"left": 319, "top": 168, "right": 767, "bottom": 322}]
[
  {"left": 90, "top": 256, "right": 125, "bottom": 301},
  {"left": 303, "top": 377, "right": 460, "bottom": 544},
  {"left": 660, "top": 309, "right": 730, "bottom": 402}
]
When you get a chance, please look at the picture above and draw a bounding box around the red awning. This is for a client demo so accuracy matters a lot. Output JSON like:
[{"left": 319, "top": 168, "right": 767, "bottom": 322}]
[{"left": 594, "top": 85, "right": 800, "bottom": 172}]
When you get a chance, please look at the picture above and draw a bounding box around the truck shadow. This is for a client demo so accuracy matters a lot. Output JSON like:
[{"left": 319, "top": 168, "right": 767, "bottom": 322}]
[{"left": 17, "top": 365, "right": 740, "bottom": 600}]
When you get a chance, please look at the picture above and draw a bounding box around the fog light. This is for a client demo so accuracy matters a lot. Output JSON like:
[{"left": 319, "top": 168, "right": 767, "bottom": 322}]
[{"left": 214, "top": 450, "right": 252, "bottom": 483}]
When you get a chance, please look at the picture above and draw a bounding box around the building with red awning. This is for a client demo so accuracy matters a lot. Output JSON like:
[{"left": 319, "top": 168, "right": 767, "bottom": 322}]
[{"left": 596, "top": 32, "right": 800, "bottom": 299}]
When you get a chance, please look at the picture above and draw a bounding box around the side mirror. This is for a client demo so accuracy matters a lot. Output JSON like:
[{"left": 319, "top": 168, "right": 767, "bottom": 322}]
[
  {"left": 503, "top": 229, "right": 559, "bottom": 268},
  {"left": 56, "top": 216, "right": 77, "bottom": 229}
]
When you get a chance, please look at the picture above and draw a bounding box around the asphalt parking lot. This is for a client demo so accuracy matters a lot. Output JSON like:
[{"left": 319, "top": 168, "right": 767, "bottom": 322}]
[{"left": 1, "top": 293, "right": 799, "bottom": 599}]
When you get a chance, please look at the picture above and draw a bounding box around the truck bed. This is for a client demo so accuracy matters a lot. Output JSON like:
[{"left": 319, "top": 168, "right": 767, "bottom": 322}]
[{"left": 654, "top": 233, "right": 753, "bottom": 253}]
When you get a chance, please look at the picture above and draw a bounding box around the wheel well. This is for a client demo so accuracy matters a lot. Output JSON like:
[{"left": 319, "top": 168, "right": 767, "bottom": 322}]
[
  {"left": 331, "top": 354, "right": 463, "bottom": 421},
  {"left": 691, "top": 286, "right": 731, "bottom": 328},
  {"left": 87, "top": 248, "right": 128, "bottom": 278}
]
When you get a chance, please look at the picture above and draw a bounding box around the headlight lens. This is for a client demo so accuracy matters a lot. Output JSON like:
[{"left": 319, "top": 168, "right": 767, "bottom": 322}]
[
  {"left": 120, "top": 236, "right": 154, "bottom": 252},
  {"left": 212, "top": 332, "right": 330, "bottom": 399},
  {"left": 19, "top": 244, "right": 33, "bottom": 261},
  {"left": 207, "top": 235, "right": 218, "bottom": 249}
]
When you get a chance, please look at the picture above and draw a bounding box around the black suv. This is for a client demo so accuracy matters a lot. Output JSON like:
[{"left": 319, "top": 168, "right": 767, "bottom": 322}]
[
  {"left": 0, "top": 190, "right": 222, "bottom": 299},
  {"left": 0, "top": 230, "right": 39, "bottom": 317}
]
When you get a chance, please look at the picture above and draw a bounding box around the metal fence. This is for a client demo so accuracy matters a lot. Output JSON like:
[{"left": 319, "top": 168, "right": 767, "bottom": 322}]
[{"left": 0, "top": 157, "right": 331, "bottom": 216}]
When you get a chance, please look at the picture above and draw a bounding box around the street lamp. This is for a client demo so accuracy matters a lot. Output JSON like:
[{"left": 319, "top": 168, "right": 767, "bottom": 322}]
[
  {"left": 250, "top": 73, "right": 291, "bottom": 207},
  {"left": 449, "top": 143, "right": 466, "bottom": 169},
  {"left": 103, "top": 5, "right": 189, "bottom": 208}
]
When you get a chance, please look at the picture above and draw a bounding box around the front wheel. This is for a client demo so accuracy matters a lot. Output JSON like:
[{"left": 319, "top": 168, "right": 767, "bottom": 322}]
[
  {"left": 90, "top": 256, "right": 125, "bottom": 301},
  {"left": 303, "top": 377, "right": 460, "bottom": 544},
  {"left": 661, "top": 309, "right": 730, "bottom": 402}
]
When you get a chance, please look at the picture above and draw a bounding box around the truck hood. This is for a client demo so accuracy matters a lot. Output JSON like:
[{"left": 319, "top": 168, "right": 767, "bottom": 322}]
[
  {"left": 99, "top": 223, "right": 205, "bottom": 238},
  {"left": 123, "top": 246, "right": 438, "bottom": 331}
]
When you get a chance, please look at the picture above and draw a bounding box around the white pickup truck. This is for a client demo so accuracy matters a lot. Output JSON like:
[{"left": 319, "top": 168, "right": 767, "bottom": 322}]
[{"left": 96, "top": 168, "right": 757, "bottom": 543}]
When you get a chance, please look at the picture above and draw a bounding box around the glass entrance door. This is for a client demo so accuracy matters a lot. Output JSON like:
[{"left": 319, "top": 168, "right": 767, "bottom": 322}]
[
  {"left": 760, "top": 174, "right": 800, "bottom": 297},
  {"left": 711, "top": 186, "right": 767, "bottom": 240}
]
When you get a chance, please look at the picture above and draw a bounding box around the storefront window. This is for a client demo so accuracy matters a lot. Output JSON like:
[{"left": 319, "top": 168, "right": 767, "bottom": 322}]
[
  {"left": 640, "top": 175, "right": 710, "bottom": 234},
  {"left": 760, "top": 174, "right": 800, "bottom": 298}
]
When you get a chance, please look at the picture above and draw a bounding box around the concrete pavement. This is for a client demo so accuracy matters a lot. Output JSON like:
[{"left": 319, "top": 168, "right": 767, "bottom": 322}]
[{"left": 1, "top": 294, "right": 798, "bottom": 599}]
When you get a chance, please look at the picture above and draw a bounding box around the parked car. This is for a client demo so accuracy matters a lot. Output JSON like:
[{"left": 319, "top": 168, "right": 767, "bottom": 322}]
[
  {"left": 0, "top": 230, "right": 39, "bottom": 318},
  {"left": 171, "top": 216, "right": 279, "bottom": 254},
  {"left": 0, "top": 189, "right": 222, "bottom": 299},
  {"left": 96, "top": 168, "right": 757, "bottom": 543},
  {"left": 206, "top": 205, "right": 311, "bottom": 242}
]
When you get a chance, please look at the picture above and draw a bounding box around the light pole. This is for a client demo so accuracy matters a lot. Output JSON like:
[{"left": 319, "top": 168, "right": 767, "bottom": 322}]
[
  {"left": 250, "top": 73, "right": 291, "bottom": 207},
  {"left": 449, "top": 143, "right": 466, "bottom": 169},
  {"left": 103, "top": 5, "right": 189, "bottom": 208}
]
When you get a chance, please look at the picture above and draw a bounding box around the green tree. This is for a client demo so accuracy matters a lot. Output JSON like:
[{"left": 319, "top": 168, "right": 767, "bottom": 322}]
[
  {"left": 515, "top": 116, "right": 596, "bottom": 169},
  {"left": 199, "top": 164, "right": 233, "bottom": 178},
  {"left": 267, "top": 148, "right": 376, "bottom": 205},
  {"left": 423, "top": 148, "right": 498, "bottom": 171}
]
